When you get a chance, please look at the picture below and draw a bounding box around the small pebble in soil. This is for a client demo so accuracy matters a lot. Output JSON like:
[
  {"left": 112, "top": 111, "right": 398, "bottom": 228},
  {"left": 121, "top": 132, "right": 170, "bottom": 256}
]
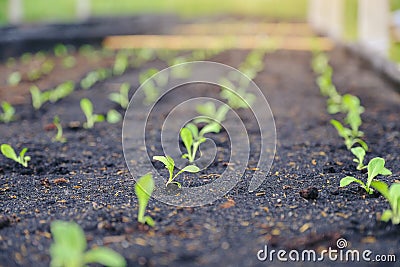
[{"left": 299, "top": 187, "right": 319, "bottom": 200}]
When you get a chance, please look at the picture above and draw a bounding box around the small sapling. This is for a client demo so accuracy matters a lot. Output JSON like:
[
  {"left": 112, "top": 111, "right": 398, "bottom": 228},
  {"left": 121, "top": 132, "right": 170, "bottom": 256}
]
[
  {"left": 50, "top": 220, "right": 126, "bottom": 267},
  {"left": 0, "top": 101, "right": 15, "bottom": 123},
  {"left": 330, "top": 119, "right": 368, "bottom": 151},
  {"left": 109, "top": 83, "right": 130, "bottom": 109},
  {"left": 52, "top": 116, "right": 67, "bottom": 143},
  {"left": 80, "top": 98, "right": 105, "bottom": 129},
  {"left": 351, "top": 147, "right": 366, "bottom": 170},
  {"left": 135, "top": 173, "right": 155, "bottom": 226},
  {"left": 153, "top": 155, "right": 199, "bottom": 188},
  {"left": 1, "top": 144, "right": 31, "bottom": 167},
  {"left": 30, "top": 85, "right": 49, "bottom": 110},
  {"left": 371, "top": 181, "right": 400, "bottom": 224},
  {"left": 8, "top": 71, "right": 21, "bottom": 86},
  {"left": 340, "top": 157, "right": 392, "bottom": 194},
  {"left": 195, "top": 102, "right": 229, "bottom": 128}
]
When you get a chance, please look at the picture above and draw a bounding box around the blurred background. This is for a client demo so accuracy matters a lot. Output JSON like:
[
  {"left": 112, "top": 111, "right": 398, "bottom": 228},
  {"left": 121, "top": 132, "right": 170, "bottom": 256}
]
[{"left": 0, "top": 0, "right": 399, "bottom": 63}]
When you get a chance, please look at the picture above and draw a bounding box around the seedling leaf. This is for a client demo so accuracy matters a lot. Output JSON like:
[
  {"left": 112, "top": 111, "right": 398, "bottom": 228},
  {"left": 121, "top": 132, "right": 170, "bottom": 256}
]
[
  {"left": 84, "top": 247, "right": 126, "bottom": 267},
  {"left": 351, "top": 147, "right": 366, "bottom": 170},
  {"left": 153, "top": 156, "right": 174, "bottom": 180},
  {"left": 367, "top": 157, "right": 391, "bottom": 185},
  {"left": 1, "top": 144, "right": 18, "bottom": 161},
  {"left": 134, "top": 173, "right": 155, "bottom": 226},
  {"left": 340, "top": 176, "right": 363, "bottom": 187}
]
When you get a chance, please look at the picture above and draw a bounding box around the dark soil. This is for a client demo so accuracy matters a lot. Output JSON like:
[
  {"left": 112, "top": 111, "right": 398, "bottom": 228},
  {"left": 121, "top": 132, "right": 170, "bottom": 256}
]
[{"left": 0, "top": 43, "right": 399, "bottom": 267}]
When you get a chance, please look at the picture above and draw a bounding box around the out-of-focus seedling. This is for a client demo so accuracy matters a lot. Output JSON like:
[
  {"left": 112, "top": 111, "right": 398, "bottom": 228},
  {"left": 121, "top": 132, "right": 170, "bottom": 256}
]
[
  {"left": 153, "top": 155, "right": 199, "bottom": 188},
  {"left": 106, "top": 109, "right": 122, "bottom": 124},
  {"left": 330, "top": 119, "right": 368, "bottom": 151},
  {"left": 1, "top": 144, "right": 31, "bottom": 167},
  {"left": 169, "top": 57, "right": 191, "bottom": 78},
  {"left": 311, "top": 52, "right": 329, "bottom": 74},
  {"left": 0, "top": 101, "right": 15, "bottom": 123},
  {"left": 8, "top": 71, "right": 21, "bottom": 86},
  {"left": 195, "top": 102, "right": 229, "bottom": 128},
  {"left": 220, "top": 78, "right": 255, "bottom": 109},
  {"left": 113, "top": 51, "right": 129, "bottom": 76},
  {"left": 139, "top": 68, "right": 168, "bottom": 104},
  {"left": 30, "top": 86, "right": 49, "bottom": 110},
  {"left": 49, "top": 81, "right": 75, "bottom": 103},
  {"left": 340, "top": 157, "right": 392, "bottom": 194},
  {"left": 50, "top": 220, "right": 126, "bottom": 267},
  {"left": 134, "top": 173, "right": 155, "bottom": 226},
  {"left": 80, "top": 98, "right": 105, "bottom": 129},
  {"left": 54, "top": 44, "right": 68, "bottom": 57},
  {"left": 109, "top": 83, "right": 130, "bottom": 109},
  {"left": 62, "top": 56, "right": 76, "bottom": 69},
  {"left": 371, "top": 181, "right": 400, "bottom": 224},
  {"left": 41, "top": 59, "right": 55, "bottom": 75},
  {"left": 52, "top": 116, "right": 66, "bottom": 143}
]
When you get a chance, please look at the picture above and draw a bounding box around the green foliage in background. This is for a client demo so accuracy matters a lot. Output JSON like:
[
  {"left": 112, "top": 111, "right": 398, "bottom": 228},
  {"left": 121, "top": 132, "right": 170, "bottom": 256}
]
[{"left": 1, "top": 0, "right": 307, "bottom": 24}]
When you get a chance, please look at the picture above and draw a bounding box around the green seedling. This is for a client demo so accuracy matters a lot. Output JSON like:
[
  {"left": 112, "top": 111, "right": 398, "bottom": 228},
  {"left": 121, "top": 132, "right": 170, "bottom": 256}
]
[
  {"left": 191, "top": 50, "right": 206, "bottom": 60},
  {"left": 195, "top": 102, "right": 229, "bottom": 127},
  {"left": 109, "top": 83, "right": 130, "bottom": 109},
  {"left": 351, "top": 147, "right": 366, "bottom": 170},
  {"left": 50, "top": 220, "right": 126, "bottom": 267},
  {"left": 340, "top": 157, "right": 392, "bottom": 194},
  {"left": 371, "top": 181, "right": 400, "bottom": 224},
  {"left": 80, "top": 71, "right": 99, "bottom": 89},
  {"left": 30, "top": 85, "right": 50, "bottom": 110},
  {"left": 106, "top": 109, "right": 122, "bottom": 124},
  {"left": 35, "top": 51, "right": 47, "bottom": 61},
  {"left": 62, "top": 56, "right": 76, "bottom": 69},
  {"left": 41, "top": 59, "right": 55, "bottom": 75},
  {"left": 139, "top": 68, "right": 168, "bottom": 104},
  {"left": 52, "top": 116, "right": 66, "bottom": 143},
  {"left": 157, "top": 50, "right": 177, "bottom": 61},
  {"left": 153, "top": 155, "right": 199, "bottom": 188},
  {"left": 21, "top": 52, "right": 32, "bottom": 64},
  {"left": 8, "top": 71, "right": 21, "bottom": 86},
  {"left": 316, "top": 67, "right": 334, "bottom": 97},
  {"left": 330, "top": 119, "right": 368, "bottom": 150},
  {"left": 0, "top": 101, "right": 15, "bottom": 123},
  {"left": 135, "top": 173, "right": 155, "bottom": 226},
  {"left": 169, "top": 57, "right": 191, "bottom": 78},
  {"left": 80, "top": 98, "right": 105, "bottom": 129},
  {"left": 49, "top": 81, "right": 75, "bottom": 103},
  {"left": 180, "top": 123, "right": 220, "bottom": 163},
  {"left": 27, "top": 68, "right": 42, "bottom": 81},
  {"left": 113, "top": 52, "right": 129, "bottom": 76},
  {"left": 312, "top": 53, "right": 329, "bottom": 74},
  {"left": 240, "top": 50, "right": 265, "bottom": 75},
  {"left": 180, "top": 125, "right": 205, "bottom": 163},
  {"left": 1, "top": 144, "right": 31, "bottom": 167},
  {"left": 96, "top": 68, "right": 112, "bottom": 80},
  {"left": 54, "top": 43, "right": 68, "bottom": 57},
  {"left": 131, "top": 48, "right": 155, "bottom": 67},
  {"left": 341, "top": 94, "right": 364, "bottom": 136},
  {"left": 220, "top": 78, "right": 255, "bottom": 109},
  {"left": 79, "top": 44, "right": 95, "bottom": 56}
]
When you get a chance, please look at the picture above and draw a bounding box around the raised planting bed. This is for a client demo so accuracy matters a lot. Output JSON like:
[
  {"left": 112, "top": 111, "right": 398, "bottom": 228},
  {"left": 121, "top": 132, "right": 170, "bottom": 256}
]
[{"left": 0, "top": 34, "right": 399, "bottom": 266}]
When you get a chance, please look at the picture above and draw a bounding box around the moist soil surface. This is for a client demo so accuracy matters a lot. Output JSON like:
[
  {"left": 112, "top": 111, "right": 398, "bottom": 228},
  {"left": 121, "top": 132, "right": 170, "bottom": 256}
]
[{"left": 0, "top": 45, "right": 399, "bottom": 267}]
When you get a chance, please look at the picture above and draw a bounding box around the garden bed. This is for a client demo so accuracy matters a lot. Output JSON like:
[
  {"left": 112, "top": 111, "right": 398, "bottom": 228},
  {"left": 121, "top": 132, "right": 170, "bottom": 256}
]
[{"left": 0, "top": 27, "right": 399, "bottom": 266}]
